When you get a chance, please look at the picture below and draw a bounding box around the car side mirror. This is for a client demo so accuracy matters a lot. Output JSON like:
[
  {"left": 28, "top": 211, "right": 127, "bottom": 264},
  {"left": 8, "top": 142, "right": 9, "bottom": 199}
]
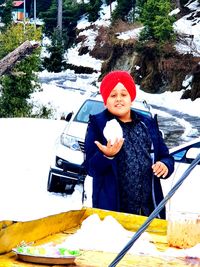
[
  {"left": 65, "top": 112, "right": 73, "bottom": 122},
  {"left": 160, "top": 130, "right": 164, "bottom": 139},
  {"left": 186, "top": 147, "right": 200, "bottom": 161}
]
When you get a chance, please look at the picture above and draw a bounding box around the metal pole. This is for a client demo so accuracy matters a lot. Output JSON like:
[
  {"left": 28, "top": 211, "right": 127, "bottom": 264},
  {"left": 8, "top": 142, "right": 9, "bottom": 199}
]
[
  {"left": 34, "top": 0, "right": 36, "bottom": 30},
  {"left": 108, "top": 153, "right": 200, "bottom": 267},
  {"left": 23, "top": 0, "right": 26, "bottom": 31}
]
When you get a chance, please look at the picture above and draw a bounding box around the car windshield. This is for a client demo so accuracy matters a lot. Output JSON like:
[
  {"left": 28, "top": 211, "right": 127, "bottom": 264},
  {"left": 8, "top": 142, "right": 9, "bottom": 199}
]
[
  {"left": 74, "top": 99, "right": 152, "bottom": 123},
  {"left": 75, "top": 100, "right": 105, "bottom": 123}
]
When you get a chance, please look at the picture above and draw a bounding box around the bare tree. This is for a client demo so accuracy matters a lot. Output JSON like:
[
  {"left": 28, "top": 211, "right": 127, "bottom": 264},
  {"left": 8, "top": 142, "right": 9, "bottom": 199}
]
[{"left": 176, "top": 0, "right": 181, "bottom": 9}]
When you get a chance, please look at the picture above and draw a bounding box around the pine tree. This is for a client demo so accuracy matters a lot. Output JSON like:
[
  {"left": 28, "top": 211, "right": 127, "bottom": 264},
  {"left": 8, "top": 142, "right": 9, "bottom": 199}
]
[
  {"left": 135, "top": 0, "right": 146, "bottom": 18},
  {"left": 1, "top": 0, "right": 13, "bottom": 27},
  {"left": 40, "top": 0, "right": 85, "bottom": 47},
  {"left": 40, "top": 0, "right": 57, "bottom": 34},
  {"left": 112, "top": 0, "right": 136, "bottom": 22},
  {"left": 140, "top": 0, "right": 175, "bottom": 43},
  {"left": 31, "top": 0, "right": 52, "bottom": 16},
  {"left": 86, "top": 0, "right": 102, "bottom": 22},
  {"left": 42, "top": 28, "right": 66, "bottom": 72}
]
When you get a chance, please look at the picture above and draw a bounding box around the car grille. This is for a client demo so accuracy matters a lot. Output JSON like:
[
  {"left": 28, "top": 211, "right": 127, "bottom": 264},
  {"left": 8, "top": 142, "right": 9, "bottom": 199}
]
[{"left": 78, "top": 140, "right": 85, "bottom": 153}]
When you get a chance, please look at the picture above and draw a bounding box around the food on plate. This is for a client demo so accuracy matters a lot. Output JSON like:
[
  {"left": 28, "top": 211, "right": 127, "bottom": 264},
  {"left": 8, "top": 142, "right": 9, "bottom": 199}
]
[{"left": 13, "top": 243, "right": 80, "bottom": 258}]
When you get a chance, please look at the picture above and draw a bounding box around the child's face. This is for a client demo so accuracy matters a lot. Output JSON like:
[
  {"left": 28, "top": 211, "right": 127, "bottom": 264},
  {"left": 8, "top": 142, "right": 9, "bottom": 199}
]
[{"left": 106, "top": 83, "right": 132, "bottom": 122}]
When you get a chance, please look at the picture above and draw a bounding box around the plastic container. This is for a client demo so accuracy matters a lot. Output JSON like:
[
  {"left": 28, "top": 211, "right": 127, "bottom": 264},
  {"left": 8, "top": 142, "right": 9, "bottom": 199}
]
[{"left": 167, "top": 211, "right": 200, "bottom": 248}]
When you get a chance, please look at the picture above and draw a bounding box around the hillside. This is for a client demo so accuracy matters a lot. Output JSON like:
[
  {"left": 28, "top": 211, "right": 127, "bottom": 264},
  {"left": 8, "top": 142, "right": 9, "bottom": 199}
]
[{"left": 65, "top": 0, "right": 200, "bottom": 100}]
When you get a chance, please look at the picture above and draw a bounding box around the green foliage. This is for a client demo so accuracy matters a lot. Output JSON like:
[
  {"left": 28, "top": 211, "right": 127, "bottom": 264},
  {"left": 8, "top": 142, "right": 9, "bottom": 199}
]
[
  {"left": 104, "top": 0, "right": 114, "bottom": 5},
  {"left": 63, "top": 0, "right": 86, "bottom": 46},
  {"left": 32, "top": 0, "right": 52, "bottom": 16},
  {"left": 86, "top": 0, "right": 102, "bottom": 22},
  {"left": 1, "top": 0, "right": 13, "bottom": 28},
  {"left": 0, "top": 23, "right": 41, "bottom": 59},
  {"left": 0, "top": 23, "right": 44, "bottom": 118},
  {"left": 40, "top": 0, "right": 57, "bottom": 34},
  {"left": 153, "top": 15, "right": 175, "bottom": 42},
  {"left": 40, "top": 0, "right": 85, "bottom": 47},
  {"left": 43, "top": 28, "right": 67, "bottom": 72},
  {"left": 0, "top": 69, "right": 36, "bottom": 117},
  {"left": 112, "top": 0, "right": 136, "bottom": 22},
  {"left": 139, "top": 0, "right": 175, "bottom": 43},
  {"left": 135, "top": 0, "right": 146, "bottom": 19}
]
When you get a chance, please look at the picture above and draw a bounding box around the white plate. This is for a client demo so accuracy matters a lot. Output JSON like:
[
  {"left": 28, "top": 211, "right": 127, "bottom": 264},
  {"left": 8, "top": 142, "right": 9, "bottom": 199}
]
[{"left": 13, "top": 251, "right": 76, "bottom": 265}]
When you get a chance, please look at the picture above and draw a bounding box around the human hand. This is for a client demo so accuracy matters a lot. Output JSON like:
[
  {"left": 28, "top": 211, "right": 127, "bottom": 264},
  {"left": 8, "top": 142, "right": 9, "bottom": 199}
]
[
  {"left": 94, "top": 138, "right": 124, "bottom": 157},
  {"left": 152, "top": 161, "right": 168, "bottom": 178}
]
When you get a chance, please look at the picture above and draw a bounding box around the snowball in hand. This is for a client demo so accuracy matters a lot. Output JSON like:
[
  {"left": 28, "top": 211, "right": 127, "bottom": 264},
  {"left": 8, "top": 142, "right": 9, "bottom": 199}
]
[{"left": 103, "top": 119, "right": 123, "bottom": 145}]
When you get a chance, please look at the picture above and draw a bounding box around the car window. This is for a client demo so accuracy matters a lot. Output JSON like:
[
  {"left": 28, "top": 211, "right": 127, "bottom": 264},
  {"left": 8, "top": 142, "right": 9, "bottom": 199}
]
[
  {"left": 171, "top": 141, "right": 200, "bottom": 163},
  {"left": 132, "top": 107, "right": 152, "bottom": 118},
  {"left": 172, "top": 149, "right": 187, "bottom": 161},
  {"left": 75, "top": 100, "right": 105, "bottom": 123}
]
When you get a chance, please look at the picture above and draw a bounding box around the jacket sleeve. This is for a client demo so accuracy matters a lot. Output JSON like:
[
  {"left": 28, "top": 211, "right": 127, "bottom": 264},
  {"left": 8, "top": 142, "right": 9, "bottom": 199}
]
[
  {"left": 151, "top": 118, "right": 174, "bottom": 179},
  {"left": 84, "top": 115, "right": 116, "bottom": 178},
  {"left": 140, "top": 113, "right": 174, "bottom": 179}
]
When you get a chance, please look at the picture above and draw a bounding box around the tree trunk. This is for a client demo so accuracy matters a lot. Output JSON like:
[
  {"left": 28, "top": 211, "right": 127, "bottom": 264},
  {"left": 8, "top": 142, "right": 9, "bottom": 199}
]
[
  {"left": 0, "top": 40, "right": 39, "bottom": 76},
  {"left": 176, "top": 0, "right": 181, "bottom": 9},
  {"left": 57, "top": 0, "right": 63, "bottom": 32}
]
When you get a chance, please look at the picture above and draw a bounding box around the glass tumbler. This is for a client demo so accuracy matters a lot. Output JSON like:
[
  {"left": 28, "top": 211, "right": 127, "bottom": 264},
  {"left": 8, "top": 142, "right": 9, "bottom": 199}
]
[{"left": 167, "top": 211, "right": 200, "bottom": 248}]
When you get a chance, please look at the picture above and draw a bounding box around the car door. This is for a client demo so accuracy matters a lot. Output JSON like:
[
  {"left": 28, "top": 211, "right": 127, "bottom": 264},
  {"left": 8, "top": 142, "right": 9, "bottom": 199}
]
[{"left": 161, "top": 139, "right": 200, "bottom": 217}]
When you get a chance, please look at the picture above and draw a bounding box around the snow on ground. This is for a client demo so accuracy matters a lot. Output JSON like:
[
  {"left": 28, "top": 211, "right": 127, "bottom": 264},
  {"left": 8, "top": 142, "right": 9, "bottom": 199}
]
[
  {"left": 0, "top": 118, "right": 83, "bottom": 221},
  {"left": 0, "top": 1, "right": 200, "bottom": 222},
  {"left": 173, "top": 1, "right": 200, "bottom": 56},
  {"left": 1, "top": 75, "right": 199, "bottom": 222},
  {"left": 136, "top": 86, "right": 200, "bottom": 117}
]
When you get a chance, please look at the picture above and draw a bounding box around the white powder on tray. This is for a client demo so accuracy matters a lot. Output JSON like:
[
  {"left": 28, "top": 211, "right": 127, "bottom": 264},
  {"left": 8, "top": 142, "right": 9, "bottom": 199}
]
[{"left": 60, "top": 214, "right": 159, "bottom": 256}]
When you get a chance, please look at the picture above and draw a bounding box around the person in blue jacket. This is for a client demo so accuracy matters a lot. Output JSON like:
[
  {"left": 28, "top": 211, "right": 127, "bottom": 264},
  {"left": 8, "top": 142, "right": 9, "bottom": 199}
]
[{"left": 84, "top": 70, "right": 174, "bottom": 219}]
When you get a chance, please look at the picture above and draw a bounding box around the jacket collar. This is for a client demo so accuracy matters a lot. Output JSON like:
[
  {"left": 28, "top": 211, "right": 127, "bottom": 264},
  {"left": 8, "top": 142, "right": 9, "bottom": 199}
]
[{"left": 105, "top": 109, "right": 141, "bottom": 124}]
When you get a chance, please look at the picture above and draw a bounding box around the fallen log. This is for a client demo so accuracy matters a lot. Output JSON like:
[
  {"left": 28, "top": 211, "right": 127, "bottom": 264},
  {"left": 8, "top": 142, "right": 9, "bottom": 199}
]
[{"left": 0, "top": 40, "right": 39, "bottom": 76}]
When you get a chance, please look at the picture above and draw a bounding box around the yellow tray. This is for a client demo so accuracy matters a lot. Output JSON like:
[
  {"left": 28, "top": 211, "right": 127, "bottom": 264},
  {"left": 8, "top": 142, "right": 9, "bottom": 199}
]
[{"left": 1, "top": 207, "right": 199, "bottom": 266}]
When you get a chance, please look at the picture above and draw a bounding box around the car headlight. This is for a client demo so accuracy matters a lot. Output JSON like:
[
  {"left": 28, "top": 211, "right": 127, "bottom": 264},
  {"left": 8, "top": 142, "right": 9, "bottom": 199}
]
[{"left": 60, "top": 134, "right": 81, "bottom": 151}]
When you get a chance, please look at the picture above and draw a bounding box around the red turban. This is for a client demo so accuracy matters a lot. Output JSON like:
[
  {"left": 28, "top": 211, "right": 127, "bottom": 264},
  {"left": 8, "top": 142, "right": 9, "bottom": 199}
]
[{"left": 100, "top": 70, "right": 136, "bottom": 105}]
